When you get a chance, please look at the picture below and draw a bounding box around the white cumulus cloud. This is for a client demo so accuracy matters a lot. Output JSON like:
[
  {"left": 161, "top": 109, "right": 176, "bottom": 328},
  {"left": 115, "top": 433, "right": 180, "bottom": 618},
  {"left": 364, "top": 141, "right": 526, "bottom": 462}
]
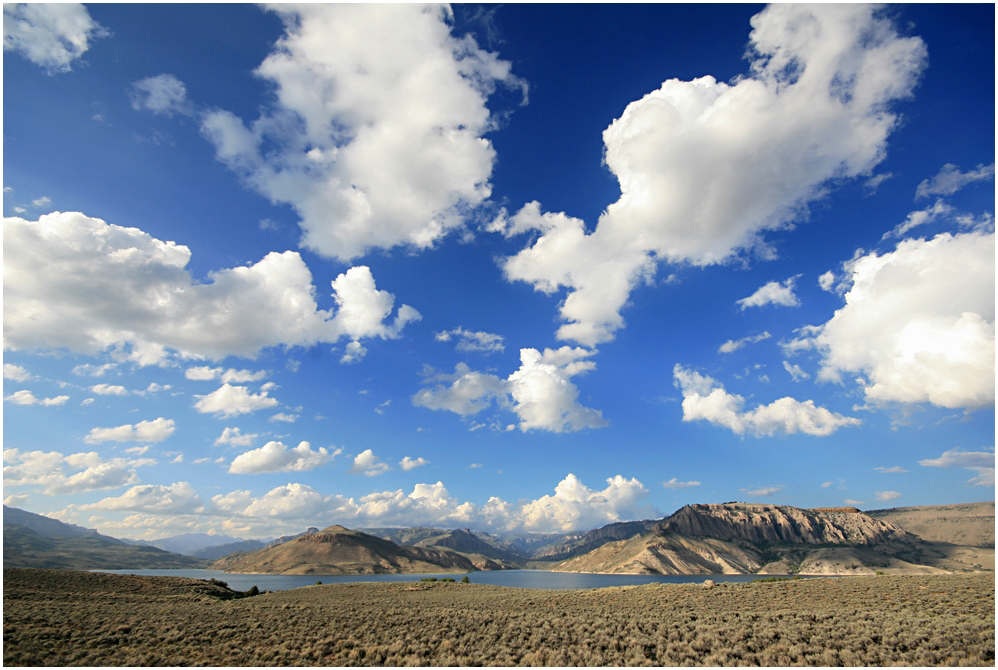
[
  {"left": 413, "top": 346, "right": 606, "bottom": 433},
  {"left": 673, "top": 365, "right": 861, "bottom": 437},
  {"left": 4, "top": 212, "right": 419, "bottom": 366},
  {"left": 348, "top": 449, "right": 390, "bottom": 477},
  {"left": 129, "top": 73, "right": 193, "bottom": 116},
  {"left": 229, "top": 440, "right": 337, "bottom": 474},
  {"left": 435, "top": 327, "right": 505, "bottom": 353},
  {"left": 919, "top": 447, "right": 995, "bottom": 487},
  {"left": 3, "top": 3, "right": 108, "bottom": 73},
  {"left": 214, "top": 426, "right": 258, "bottom": 448},
  {"left": 736, "top": 277, "right": 800, "bottom": 310},
  {"left": 3, "top": 448, "right": 156, "bottom": 495},
  {"left": 3, "top": 363, "right": 31, "bottom": 381},
  {"left": 194, "top": 384, "right": 279, "bottom": 418},
  {"left": 81, "top": 481, "right": 203, "bottom": 514},
  {"left": 200, "top": 4, "right": 525, "bottom": 261},
  {"left": 809, "top": 230, "right": 994, "bottom": 410},
  {"left": 84, "top": 417, "right": 176, "bottom": 444},
  {"left": 3, "top": 389, "right": 69, "bottom": 406},
  {"left": 719, "top": 331, "right": 771, "bottom": 354},
  {"left": 399, "top": 456, "right": 429, "bottom": 471},
  {"left": 500, "top": 4, "right": 926, "bottom": 346},
  {"left": 662, "top": 478, "right": 701, "bottom": 489},
  {"left": 916, "top": 163, "right": 995, "bottom": 199}
]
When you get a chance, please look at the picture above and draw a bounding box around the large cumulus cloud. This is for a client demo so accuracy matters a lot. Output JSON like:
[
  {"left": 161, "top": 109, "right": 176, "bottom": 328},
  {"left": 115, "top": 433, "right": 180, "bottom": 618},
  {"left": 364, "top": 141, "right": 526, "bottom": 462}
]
[
  {"left": 806, "top": 230, "right": 994, "bottom": 410},
  {"left": 498, "top": 4, "right": 927, "bottom": 346},
  {"left": 200, "top": 4, "right": 525, "bottom": 261},
  {"left": 3, "top": 212, "right": 419, "bottom": 364}
]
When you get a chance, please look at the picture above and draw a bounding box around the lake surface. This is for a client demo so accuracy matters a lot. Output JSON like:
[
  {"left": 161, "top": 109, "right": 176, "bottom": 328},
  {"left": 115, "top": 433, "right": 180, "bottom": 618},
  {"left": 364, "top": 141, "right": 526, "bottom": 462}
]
[{"left": 95, "top": 568, "right": 795, "bottom": 591}]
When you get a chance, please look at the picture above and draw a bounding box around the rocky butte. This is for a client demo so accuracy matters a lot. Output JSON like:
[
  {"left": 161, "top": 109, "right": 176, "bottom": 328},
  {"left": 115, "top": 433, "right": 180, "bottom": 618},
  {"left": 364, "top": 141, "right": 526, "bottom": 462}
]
[{"left": 552, "top": 502, "right": 993, "bottom": 576}]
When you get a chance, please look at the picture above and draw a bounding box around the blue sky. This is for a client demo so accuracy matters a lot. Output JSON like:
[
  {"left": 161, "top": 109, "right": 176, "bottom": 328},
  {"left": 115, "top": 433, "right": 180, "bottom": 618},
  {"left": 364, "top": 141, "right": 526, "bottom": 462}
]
[{"left": 3, "top": 3, "right": 994, "bottom": 541}]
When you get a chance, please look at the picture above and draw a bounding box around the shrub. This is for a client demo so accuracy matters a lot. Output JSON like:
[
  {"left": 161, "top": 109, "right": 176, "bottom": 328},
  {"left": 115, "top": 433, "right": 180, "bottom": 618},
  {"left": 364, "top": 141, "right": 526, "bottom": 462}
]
[
  {"left": 208, "top": 578, "right": 229, "bottom": 588},
  {"left": 461, "top": 576, "right": 470, "bottom": 584},
  {"left": 245, "top": 586, "right": 260, "bottom": 597}
]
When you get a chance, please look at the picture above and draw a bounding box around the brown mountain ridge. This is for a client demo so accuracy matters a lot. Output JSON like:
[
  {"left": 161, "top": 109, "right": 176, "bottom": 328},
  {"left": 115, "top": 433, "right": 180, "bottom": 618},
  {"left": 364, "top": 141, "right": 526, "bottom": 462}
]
[
  {"left": 552, "top": 502, "right": 994, "bottom": 576},
  {"left": 211, "top": 525, "right": 479, "bottom": 575}
]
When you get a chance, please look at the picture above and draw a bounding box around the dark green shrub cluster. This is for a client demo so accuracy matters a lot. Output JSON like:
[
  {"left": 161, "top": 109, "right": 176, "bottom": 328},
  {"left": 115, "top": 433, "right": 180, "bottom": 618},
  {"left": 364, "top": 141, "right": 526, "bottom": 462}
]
[{"left": 4, "top": 569, "right": 993, "bottom": 666}]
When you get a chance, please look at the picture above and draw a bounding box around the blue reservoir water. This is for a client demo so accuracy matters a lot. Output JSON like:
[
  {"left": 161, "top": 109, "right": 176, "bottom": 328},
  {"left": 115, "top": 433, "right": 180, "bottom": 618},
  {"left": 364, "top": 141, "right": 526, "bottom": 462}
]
[{"left": 94, "top": 568, "right": 792, "bottom": 591}]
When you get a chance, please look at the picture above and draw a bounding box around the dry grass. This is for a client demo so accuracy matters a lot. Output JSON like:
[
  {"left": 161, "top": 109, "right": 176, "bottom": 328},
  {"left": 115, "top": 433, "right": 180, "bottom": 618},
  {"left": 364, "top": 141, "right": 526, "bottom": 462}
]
[{"left": 3, "top": 568, "right": 993, "bottom": 666}]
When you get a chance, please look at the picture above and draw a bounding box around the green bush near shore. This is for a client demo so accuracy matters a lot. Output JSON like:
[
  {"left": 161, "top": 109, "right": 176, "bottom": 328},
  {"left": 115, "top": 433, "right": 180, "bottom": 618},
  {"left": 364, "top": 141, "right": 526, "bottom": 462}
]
[{"left": 3, "top": 568, "right": 993, "bottom": 666}]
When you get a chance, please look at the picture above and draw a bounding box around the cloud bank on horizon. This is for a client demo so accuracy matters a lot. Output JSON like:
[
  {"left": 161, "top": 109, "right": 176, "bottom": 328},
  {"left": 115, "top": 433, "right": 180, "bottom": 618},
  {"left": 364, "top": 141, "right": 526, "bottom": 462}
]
[{"left": 3, "top": 3, "right": 993, "bottom": 539}]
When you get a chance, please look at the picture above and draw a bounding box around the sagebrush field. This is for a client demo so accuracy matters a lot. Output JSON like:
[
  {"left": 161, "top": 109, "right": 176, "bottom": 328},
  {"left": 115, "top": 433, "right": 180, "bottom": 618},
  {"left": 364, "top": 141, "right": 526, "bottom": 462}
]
[{"left": 3, "top": 568, "right": 993, "bottom": 666}]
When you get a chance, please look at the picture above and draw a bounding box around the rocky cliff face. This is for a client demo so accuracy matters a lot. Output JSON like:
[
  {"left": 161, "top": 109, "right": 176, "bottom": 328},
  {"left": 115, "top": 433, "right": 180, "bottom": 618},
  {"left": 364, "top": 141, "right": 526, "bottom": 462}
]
[
  {"left": 658, "top": 503, "right": 920, "bottom": 547},
  {"left": 552, "top": 502, "right": 963, "bottom": 576}
]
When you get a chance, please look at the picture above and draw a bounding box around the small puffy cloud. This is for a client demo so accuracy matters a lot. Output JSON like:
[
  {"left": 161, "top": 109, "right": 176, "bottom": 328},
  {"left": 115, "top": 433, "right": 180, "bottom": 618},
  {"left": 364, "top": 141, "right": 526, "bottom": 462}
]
[
  {"left": 742, "top": 485, "right": 783, "bottom": 497},
  {"left": 349, "top": 449, "right": 390, "bottom": 477},
  {"left": 72, "top": 363, "right": 117, "bottom": 377},
  {"left": 737, "top": 277, "right": 800, "bottom": 310},
  {"left": 200, "top": 4, "right": 525, "bottom": 261},
  {"left": 90, "top": 384, "right": 128, "bottom": 395},
  {"left": 435, "top": 327, "right": 505, "bottom": 353},
  {"left": 129, "top": 74, "right": 192, "bottom": 116},
  {"left": 874, "top": 466, "right": 909, "bottom": 474},
  {"left": 194, "top": 384, "right": 279, "bottom": 418},
  {"left": 81, "top": 481, "right": 203, "bottom": 514},
  {"left": 3, "top": 363, "right": 31, "bottom": 381},
  {"left": 399, "top": 456, "right": 429, "bottom": 471},
  {"left": 818, "top": 271, "right": 836, "bottom": 292},
  {"left": 185, "top": 366, "right": 220, "bottom": 381},
  {"left": 808, "top": 230, "right": 994, "bottom": 410},
  {"left": 507, "top": 347, "right": 607, "bottom": 433},
  {"left": 329, "top": 265, "right": 422, "bottom": 343},
  {"left": 874, "top": 490, "right": 902, "bottom": 502},
  {"left": 782, "top": 361, "right": 810, "bottom": 382},
  {"left": 919, "top": 447, "right": 995, "bottom": 487},
  {"left": 674, "top": 365, "right": 861, "bottom": 437},
  {"left": 229, "top": 440, "right": 336, "bottom": 474},
  {"left": 214, "top": 426, "right": 258, "bottom": 448},
  {"left": 500, "top": 5, "right": 926, "bottom": 346},
  {"left": 916, "top": 163, "right": 995, "bottom": 199},
  {"left": 186, "top": 366, "right": 267, "bottom": 383},
  {"left": 4, "top": 212, "right": 418, "bottom": 366},
  {"left": 414, "top": 347, "right": 606, "bottom": 433},
  {"left": 662, "top": 478, "right": 701, "bottom": 489},
  {"left": 340, "top": 340, "right": 367, "bottom": 364},
  {"left": 413, "top": 362, "right": 507, "bottom": 417},
  {"left": 719, "top": 331, "right": 771, "bottom": 354},
  {"left": 2, "top": 3, "right": 108, "bottom": 73},
  {"left": 270, "top": 412, "right": 299, "bottom": 423},
  {"left": 884, "top": 199, "right": 954, "bottom": 239},
  {"left": 4, "top": 389, "right": 69, "bottom": 406},
  {"left": 84, "top": 417, "right": 176, "bottom": 444}
]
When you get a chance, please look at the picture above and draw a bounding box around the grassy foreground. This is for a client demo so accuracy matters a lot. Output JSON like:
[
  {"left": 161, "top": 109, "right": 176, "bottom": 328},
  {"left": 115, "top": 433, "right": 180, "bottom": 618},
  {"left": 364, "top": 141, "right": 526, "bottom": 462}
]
[{"left": 3, "top": 568, "right": 994, "bottom": 666}]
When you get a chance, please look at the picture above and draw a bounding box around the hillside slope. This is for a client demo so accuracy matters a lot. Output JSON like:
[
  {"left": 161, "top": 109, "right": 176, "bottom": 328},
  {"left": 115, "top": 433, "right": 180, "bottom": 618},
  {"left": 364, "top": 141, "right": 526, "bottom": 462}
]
[
  {"left": 867, "top": 502, "right": 994, "bottom": 547},
  {"left": 553, "top": 503, "right": 990, "bottom": 575},
  {"left": 211, "top": 525, "right": 478, "bottom": 575},
  {"left": 4, "top": 524, "right": 208, "bottom": 570}
]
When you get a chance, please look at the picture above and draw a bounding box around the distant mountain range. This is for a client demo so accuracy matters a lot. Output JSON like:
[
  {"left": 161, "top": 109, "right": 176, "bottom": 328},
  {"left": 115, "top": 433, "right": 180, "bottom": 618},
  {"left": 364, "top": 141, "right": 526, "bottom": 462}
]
[{"left": 5, "top": 501, "right": 993, "bottom": 575}]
